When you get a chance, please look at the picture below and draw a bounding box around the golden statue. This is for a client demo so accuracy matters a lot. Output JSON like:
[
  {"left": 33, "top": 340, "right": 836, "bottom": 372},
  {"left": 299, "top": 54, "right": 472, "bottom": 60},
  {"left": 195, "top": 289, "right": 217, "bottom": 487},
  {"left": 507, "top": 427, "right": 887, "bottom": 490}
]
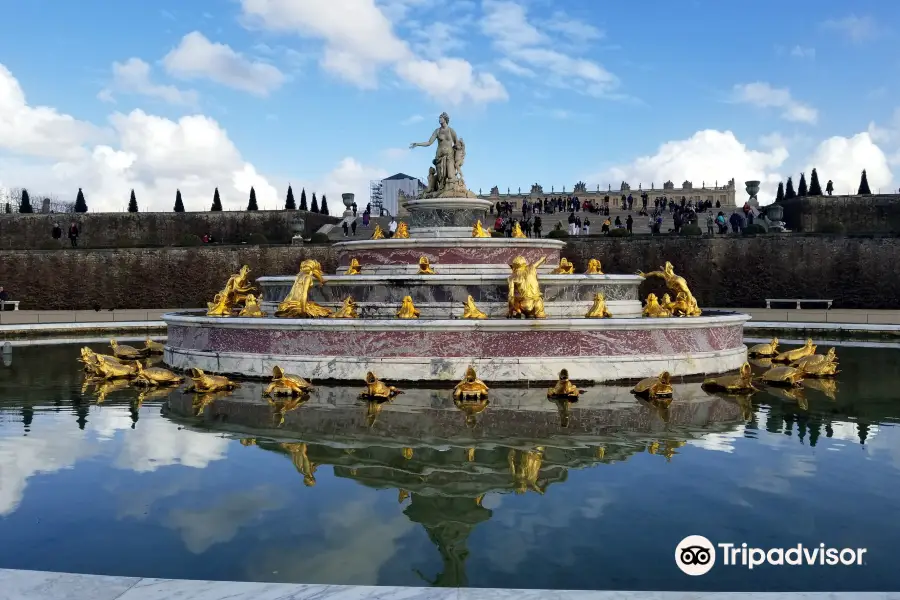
[
  {"left": 371, "top": 224, "right": 385, "bottom": 240},
  {"left": 701, "top": 363, "right": 756, "bottom": 394},
  {"left": 143, "top": 338, "right": 165, "bottom": 355},
  {"left": 660, "top": 293, "right": 675, "bottom": 313},
  {"left": 275, "top": 259, "right": 333, "bottom": 318},
  {"left": 359, "top": 371, "right": 403, "bottom": 400},
  {"left": 585, "top": 293, "right": 612, "bottom": 318},
  {"left": 184, "top": 368, "right": 239, "bottom": 393},
  {"left": 265, "top": 365, "right": 314, "bottom": 396},
  {"left": 93, "top": 355, "right": 137, "bottom": 380},
  {"left": 642, "top": 293, "right": 671, "bottom": 318},
  {"left": 637, "top": 262, "right": 701, "bottom": 317},
  {"left": 461, "top": 295, "right": 487, "bottom": 319},
  {"left": 282, "top": 442, "right": 317, "bottom": 486},
  {"left": 511, "top": 222, "right": 526, "bottom": 238},
  {"left": 748, "top": 338, "right": 779, "bottom": 357},
  {"left": 799, "top": 360, "right": 839, "bottom": 378},
  {"left": 453, "top": 366, "right": 489, "bottom": 401},
  {"left": 332, "top": 296, "right": 359, "bottom": 319},
  {"left": 760, "top": 366, "right": 804, "bottom": 387},
  {"left": 268, "top": 394, "right": 309, "bottom": 426},
  {"left": 417, "top": 256, "right": 435, "bottom": 274},
  {"left": 508, "top": 448, "right": 548, "bottom": 494},
  {"left": 507, "top": 256, "right": 547, "bottom": 318},
  {"left": 670, "top": 292, "right": 695, "bottom": 317},
  {"left": 132, "top": 362, "right": 183, "bottom": 387},
  {"left": 402, "top": 447, "right": 414, "bottom": 460},
  {"left": 550, "top": 258, "right": 574, "bottom": 274},
  {"left": 240, "top": 438, "right": 257, "bottom": 447},
  {"left": 584, "top": 258, "right": 603, "bottom": 274},
  {"left": 632, "top": 371, "right": 674, "bottom": 399},
  {"left": 793, "top": 347, "right": 836, "bottom": 369},
  {"left": 345, "top": 258, "right": 362, "bottom": 275},
  {"left": 772, "top": 339, "right": 815, "bottom": 363},
  {"left": 397, "top": 296, "right": 420, "bottom": 319},
  {"left": 110, "top": 339, "right": 148, "bottom": 360},
  {"left": 394, "top": 221, "right": 410, "bottom": 239},
  {"left": 454, "top": 395, "right": 489, "bottom": 427},
  {"left": 472, "top": 220, "right": 491, "bottom": 237},
  {"left": 238, "top": 294, "right": 266, "bottom": 317},
  {"left": 79, "top": 347, "right": 123, "bottom": 376},
  {"left": 547, "top": 368, "right": 584, "bottom": 399},
  {"left": 207, "top": 265, "right": 255, "bottom": 316}
]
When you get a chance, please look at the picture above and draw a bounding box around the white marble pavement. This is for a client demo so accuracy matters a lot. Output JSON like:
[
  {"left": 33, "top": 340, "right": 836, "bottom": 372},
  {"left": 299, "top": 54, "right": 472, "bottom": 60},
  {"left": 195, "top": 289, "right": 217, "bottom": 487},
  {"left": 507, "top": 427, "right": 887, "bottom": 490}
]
[{"left": 1, "top": 569, "right": 898, "bottom": 600}]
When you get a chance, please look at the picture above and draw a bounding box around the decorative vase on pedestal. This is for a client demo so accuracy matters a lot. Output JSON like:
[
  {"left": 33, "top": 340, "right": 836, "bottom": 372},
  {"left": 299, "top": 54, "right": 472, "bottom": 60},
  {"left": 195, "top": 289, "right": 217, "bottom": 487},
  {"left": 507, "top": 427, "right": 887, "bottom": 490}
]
[
  {"left": 744, "top": 181, "right": 760, "bottom": 209},
  {"left": 342, "top": 193, "right": 355, "bottom": 218}
]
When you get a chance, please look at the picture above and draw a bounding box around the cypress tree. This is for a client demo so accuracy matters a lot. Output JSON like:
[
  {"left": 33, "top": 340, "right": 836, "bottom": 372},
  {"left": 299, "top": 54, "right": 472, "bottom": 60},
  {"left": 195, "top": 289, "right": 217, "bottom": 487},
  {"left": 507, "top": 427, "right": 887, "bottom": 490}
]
[
  {"left": 775, "top": 182, "right": 785, "bottom": 203},
  {"left": 19, "top": 189, "right": 33, "bottom": 213},
  {"left": 127, "top": 189, "right": 138, "bottom": 212},
  {"left": 784, "top": 177, "right": 796, "bottom": 200},
  {"left": 174, "top": 189, "right": 185, "bottom": 212},
  {"left": 4, "top": 203, "right": 10, "bottom": 214},
  {"left": 74, "top": 188, "right": 88, "bottom": 213},
  {"left": 858, "top": 170, "right": 872, "bottom": 195},
  {"left": 310, "top": 192, "right": 319, "bottom": 213},
  {"left": 808, "top": 168, "right": 823, "bottom": 196},
  {"left": 299, "top": 188, "right": 308, "bottom": 211},
  {"left": 320, "top": 194, "right": 329, "bottom": 215},
  {"left": 797, "top": 172, "right": 808, "bottom": 197},
  {"left": 247, "top": 187, "right": 259, "bottom": 210},
  {"left": 285, "top": 185, "right": 296, "bottom": 210},
  {"left": 211, "top": 188, "right": 223, "bottom": 211}
]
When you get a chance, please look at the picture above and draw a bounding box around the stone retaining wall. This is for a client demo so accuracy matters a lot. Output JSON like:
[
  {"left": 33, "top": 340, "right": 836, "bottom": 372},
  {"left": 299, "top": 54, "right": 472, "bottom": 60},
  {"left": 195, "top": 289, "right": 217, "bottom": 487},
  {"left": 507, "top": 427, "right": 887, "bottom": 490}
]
[{"left": 779, "top": 194, "right": 900, "bottom": 233}]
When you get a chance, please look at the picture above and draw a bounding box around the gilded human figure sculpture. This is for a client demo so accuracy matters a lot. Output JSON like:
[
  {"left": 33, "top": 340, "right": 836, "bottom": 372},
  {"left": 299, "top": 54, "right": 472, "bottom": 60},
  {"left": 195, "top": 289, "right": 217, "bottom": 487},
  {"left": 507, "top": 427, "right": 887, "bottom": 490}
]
[
  {"left": 637, "top": 262, "right": 701, "bottom": 317},
  {"left": 207, "top": 265, "right": 255, "bottom": 316},
  {"left": 453, "top": 366, "right": 489, "bottom": 401},
  {"left": 547, "top": 368, "right": 584, "bottom": 399},
  {"left": 394, "top": 221, "right": 410, "bottom": 239},
  {"left": 265, "top": 365, "right": 313, "bottom": 396},
  {"left": 332, "top": 296, "right": 359, "bottom": 318},
  {"left": 359, "top": 371, "right": 403, "bottom": 400},
  {"left": 276, "top": 259, "right": 333, "bottom": 318},
  {"left": 462, "top": 295, "right": 487, "bottom": 319},
  {"left": 511, "top": 222, "right": 526, "bottom": 238},
  {"left": 238, "top": 294, "right": 265, "bottom": 317},
  {"left": 507, "top": 256, "right": 547, "bottom": 318},
  {"left": 184, "top": 367, "right": 239, "bottom": 393},
  {"left": 345, "top": 258, "right": 362, "bottom": 275},
  {"left": 417, "top": 256, "right": 435, "bottom": 274},
  {"left": 409, "top": 112, "right": 475, "bottom": 198},
  {"left": 371, "top": 224, "right": 385, "bottom": 240},
  {"left": 584, "top": 258, "right": 603, "bottom": 274},
  {"left": 585, "top": 293, "right": 612, "bottom": 318},
  {"left": 551, "top": 258, "right": 574, "bottom": 274},
  {"left": 642, "top": 293, "right": 671, "bottom": 318},
  {"left": 472, "top": 220, "right": 491, "bottom": 237}
]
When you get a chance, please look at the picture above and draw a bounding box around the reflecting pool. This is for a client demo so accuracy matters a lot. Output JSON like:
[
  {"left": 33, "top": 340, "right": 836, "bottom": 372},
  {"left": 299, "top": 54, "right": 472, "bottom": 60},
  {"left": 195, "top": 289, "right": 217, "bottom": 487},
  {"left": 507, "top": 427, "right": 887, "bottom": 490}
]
[{"left": 1, "top": 341, "right": 899, "bottom": 592}]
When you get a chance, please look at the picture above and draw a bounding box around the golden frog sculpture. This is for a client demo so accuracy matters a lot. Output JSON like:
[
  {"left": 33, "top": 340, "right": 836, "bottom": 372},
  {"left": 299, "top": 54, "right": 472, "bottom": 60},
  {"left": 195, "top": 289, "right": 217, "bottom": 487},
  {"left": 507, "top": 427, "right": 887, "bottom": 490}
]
[
  {"left": 550, "top": 258, "right": 574, "bottom": 274},
  {"left": 547, "top": 368, "right": 584, "bottom": 399},
  {"left": 359, "top": 371, "right": 403, "bottom": 400},
  {"left": 238, "top": 294, "right": 266, "bottom": 317},
  {"left": 660, "top": 293, "right": 675, "bottom": 313},
  {"left": 207, "top": 264, "right": 255, "bottom": 317},
  {"left": 637, "top": 261, "right": 701, "bottom": 317},
  {"left": 507, "top": 256, "right": 547, "bottom": 318},
  {"left": 511, "top": 222, "right": 526, "bottom": 238},
  {"left": 371, "top": 224, "right": 386, "bottom": 240},
  {"left": 184, "top": 368, "right": 240, "bottom": 393},
  {"left": 332, "top": 296, "right": 359, "bottom": 319},
  {"left": 508, "top": 448, "right": 548, "bottom": 494},
  {"left": 394, "top": 221, "right": 410, "bottom": 239},
  {"left": 132, "top": 361, "right": 183, "bottom": 387},
  {"left": 772, "top": 339, "right": 815, "bottom": 363},
  {"left": 701, "top": 362, "right": 756, "bottom": 394},
  {"left": 143, "top": 338, "right": 165, "bottom": 355},
  {"left": 760, "top": 366, "right": 804, "bottom": 387},
  {"left": 110, "top": 339, "right": 148, "bottom": 360},
  {"left": 642, "top": 293, "right": 671, "bottom": 318},
  {"left": 417, "top": 256, "right": 435, "bottom": 274},
  {"left": 461, "top": 295, "right": 487, "bottom": 319},
  {"left": 793, "top": 347, "right": 837, "bottom": 369},
  {"left": 397, "top": 295, "right": 420, "bottom": 319},
  {"left": 472, "top": 220, "right": 491, "bottom": 237},
  {"left": 345, "top": 258, "right": 362, "bottom": 275},
  {"left": 265, "top": 365, "right": 314, "bottom": 396},
  {"left": 584, "top": 258, "right": 603, "bottom": 274},
  {"left": 748, "top": 337, "right": 779, "bottom": 357},
  {"left": 632, "top": 370, "right": 674, "bottom": 399},
  {"left": 275, "top": 259, "right": 333, "bottom": 318},
  {"left": 94, "top": 355, "right": 138, "bottom": 380},
  {"left": 453, "top": 366, "right": 489, "bottom": 401},
  {"left": 585, "top": 293, "right": 612, "bottom": 318}
]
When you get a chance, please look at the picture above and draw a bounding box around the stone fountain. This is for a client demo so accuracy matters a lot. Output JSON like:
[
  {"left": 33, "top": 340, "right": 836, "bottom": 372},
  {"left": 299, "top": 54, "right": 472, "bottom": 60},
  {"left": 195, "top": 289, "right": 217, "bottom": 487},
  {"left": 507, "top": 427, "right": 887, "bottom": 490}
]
[{"left": 163, "top": 112, "right": 749, "bottom": 383}]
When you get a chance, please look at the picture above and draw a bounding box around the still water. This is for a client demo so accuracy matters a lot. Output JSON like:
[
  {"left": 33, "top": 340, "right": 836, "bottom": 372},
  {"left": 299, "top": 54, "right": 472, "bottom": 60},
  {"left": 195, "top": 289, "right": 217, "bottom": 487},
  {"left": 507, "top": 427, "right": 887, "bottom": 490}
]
[{"left": 0, "top": 341, "right": 899, "bottom": 592}]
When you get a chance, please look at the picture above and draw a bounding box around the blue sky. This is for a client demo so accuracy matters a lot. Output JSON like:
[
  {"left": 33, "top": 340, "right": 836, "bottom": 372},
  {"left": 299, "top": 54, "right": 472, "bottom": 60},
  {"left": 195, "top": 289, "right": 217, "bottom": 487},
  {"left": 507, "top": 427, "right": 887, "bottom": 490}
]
[{"left": 0, "top": 0, "right": 897, "bottom": 211}]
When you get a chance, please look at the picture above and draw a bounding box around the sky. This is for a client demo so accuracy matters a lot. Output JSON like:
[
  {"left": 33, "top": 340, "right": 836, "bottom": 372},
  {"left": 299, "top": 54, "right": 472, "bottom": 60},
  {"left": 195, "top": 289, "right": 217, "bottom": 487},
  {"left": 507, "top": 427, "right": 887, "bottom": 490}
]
[{"left": 0, "top": 0, "right": 898, "bottom": 213}]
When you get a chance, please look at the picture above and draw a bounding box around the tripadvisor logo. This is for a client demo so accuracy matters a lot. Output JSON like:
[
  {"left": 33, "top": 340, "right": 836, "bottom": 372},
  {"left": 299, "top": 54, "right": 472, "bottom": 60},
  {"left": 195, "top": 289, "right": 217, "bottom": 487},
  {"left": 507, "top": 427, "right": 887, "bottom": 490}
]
[{"left": 675, "top": 536, "right": 867, "bottom": 575}]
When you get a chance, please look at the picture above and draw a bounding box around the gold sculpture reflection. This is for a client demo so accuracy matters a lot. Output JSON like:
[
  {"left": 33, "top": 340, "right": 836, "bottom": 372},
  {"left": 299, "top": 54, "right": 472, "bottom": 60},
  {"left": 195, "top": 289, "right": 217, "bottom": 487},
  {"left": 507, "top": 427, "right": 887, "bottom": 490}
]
[
  {"left": 802, "top": 378, "right": 838, "bottom": 400},
  {"left": 417, "top": 256, "right": 436, "bottom": 274},
  {"left": 550, "top": 258, "right": 574, "bottom": 274},
  {"left": 265, "top": 365, "right": 314, "bottom": 396},
  {"left": 359, "top": 371, "right": 403, "bottom": 400},
  {"left": 282, "top": 443, "right": 317, "bottom": 486},
  {"left": 143, "top": 338, "right": 165, "bottom": 355},
  {"left": 268, "top": 393, "right": 309, "bottom": 426},
  {"left": 642, "top": 293, "right": 671, "bottom": 318},
  {"left": 760, "top": 366, "right": 804, "bottom": 387},
  {"left": 701, "top": 362, "right": 756, "bottom": 394},
  {"left": 132, "top": 362, "right": 183, "bottom": 387},
  {"left": 799, "top": 360, "right": 839, "bottom": 378},
  {"left": 110, "top": 339, "right": 148, "bottom": 360},
  {"left": 646, "top": 440, "right": 686, "bottom": 462},
  {"left": 547, "top": 368, "right": 584, "bottom": 399},
  {"left": 134, "top": 386, "right": 175, "bottom": 408},
  {"left": 749, "top": 357, "right": 773, "bottom": 369},
  {"left": 585, "top": 293, "right": 612, "bottom": 318},
  {"left": 766, "top": 385, "right": 808, "bottom": 410},
  {"left": 345, "top": 258, "right": 362, "bottom": 275},
  {"left": 553, "top": 398, "right": 572, "bottom": 427},
  {"left": 748, "top": 338, "right": 779, "bottom": 357},
  {"left": 637, "top": 262, "right": 701, "bottom": 317},
  {"left": 207, "top": 265, "right": 255, "bottom": 316},
  {"left": 461, "top": 296, "right": 487, "bottom": 319},
  {"left": 454, "top": 395, "right": 489, "bottom": 427},
  {"left": 365, "top": 399, "right": 387, "bottom": 427},
  {"left": 88, "top": 378, "right": 132, "bottom": 404},
  {"left": 584, "top": 258, "right": 603, "bottom": 274},
  {"left": 632, "top": 371, "right": 674, "bottom": 399},
  {"left": 472, "top": 220, "right": 491, "bottom": 237},
  {"left": 466, "top": 448, "right": 476, "bottom": 462},
  {"left": 453, "top": 366, "right": 489, "bottom": 401},
  {"left": 793, "top": 348, "right": 837, "bottom": 369},
  {"left": 184, "top": 368, "right": 239, "bottom": 393},
  {"left": 394, "top": 221, "right": 410, "bottom": 239},
  {"left": 402, "top": 447, "right": 414, "bottom": 460},
  {"left": 772, "top": 339, "right": 815, "bottom": 363},
  {"left": 507, "top": 256, "right": 547, "bottom": 318},
  {"left": 191, "top": 392, "right": 223, "bottom": 416},
  {"left": 398, "top": 489, "right": 410, "bottom": 504},
  {"left": 371, "top": 224, "right": 385, "bottom": 240},
  {"left": 238, "top": 294, "right": 266, "bottom": 317},
  {"left": 508, "top": 448, "right": 548, "bottom": 494},
  {"left": 511, "top": 222, "right": 526, "bottom": 238},
  {"left": 332, "top": 296, "right": 359, "bottom": 319},
  {"left": 397, "top": 296, "right": 420, "bottom": 319},
  {"left": 275, "top": 259, "right": 333, "bottom": 318}
]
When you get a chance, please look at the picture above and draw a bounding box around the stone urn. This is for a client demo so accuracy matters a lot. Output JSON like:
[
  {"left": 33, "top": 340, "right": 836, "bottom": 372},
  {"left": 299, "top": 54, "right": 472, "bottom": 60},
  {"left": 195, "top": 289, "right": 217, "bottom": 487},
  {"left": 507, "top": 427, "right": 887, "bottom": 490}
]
[
  {"left": 744, "top": 180, "right": 760, "bottom": 208},
  {"left": 342, "top": 193, "right": 355, "bottom": 217},
  {"left": 765, "top": 202, "right": 786, "bottom": 232}
]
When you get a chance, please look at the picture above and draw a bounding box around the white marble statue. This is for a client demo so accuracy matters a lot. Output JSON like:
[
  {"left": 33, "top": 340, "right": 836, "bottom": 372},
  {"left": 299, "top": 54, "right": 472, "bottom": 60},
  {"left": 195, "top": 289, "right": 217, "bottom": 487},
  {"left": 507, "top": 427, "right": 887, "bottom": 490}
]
[{"left": 409, "top": 112, "right": 475, "bottom": 199}]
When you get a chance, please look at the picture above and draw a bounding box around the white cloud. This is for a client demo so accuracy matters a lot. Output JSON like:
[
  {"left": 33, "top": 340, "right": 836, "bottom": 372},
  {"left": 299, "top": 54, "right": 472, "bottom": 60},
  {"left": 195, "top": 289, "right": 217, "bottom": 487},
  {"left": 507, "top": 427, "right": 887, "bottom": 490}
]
[
  {"left": 544, "top": 12, "right": 604, "bottom": 40},
  {"left": 163, "top": 31, "right": 286, "bottom": 95},
  {"left": 401, "top": 114, "right": 423, "bottom": 125},
  {"left": 803, "top": 132, "right": 893, "bottom": 195},
  {"left": 821, "top": 15, "right": 879, "bottom": 43},
  {"left": 381, "top": 147, "right": 408, "bottom": 160},
  {"left": 790, "top": 45, "right": 815, "bottom": 59},
  {"left": 731, "top": 82, "right": 818, "bottom": 124},
  {"left": 240, "top": 0, "right": 506, "bottom": 104},
  {"left": 496, "top": 58, "right": 535, "bottom": 78},
  {"left": 100, "top": 58, "right": 199, "bottom": 106}
]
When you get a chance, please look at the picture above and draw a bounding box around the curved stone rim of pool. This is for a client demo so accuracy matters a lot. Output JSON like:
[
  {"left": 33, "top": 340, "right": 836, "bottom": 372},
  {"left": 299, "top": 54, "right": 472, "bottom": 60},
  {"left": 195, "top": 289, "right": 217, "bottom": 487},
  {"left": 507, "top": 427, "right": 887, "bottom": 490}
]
[{"left": 162, "top": 311, "right": 750, "bottom": 383}]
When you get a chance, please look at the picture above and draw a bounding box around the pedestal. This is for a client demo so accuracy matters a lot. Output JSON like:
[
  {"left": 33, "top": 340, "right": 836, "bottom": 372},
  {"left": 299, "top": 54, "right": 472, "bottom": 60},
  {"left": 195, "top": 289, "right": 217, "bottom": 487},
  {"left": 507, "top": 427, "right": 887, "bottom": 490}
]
[{"left": 402, "top": 197, "right": 492, "bottom": 238}]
